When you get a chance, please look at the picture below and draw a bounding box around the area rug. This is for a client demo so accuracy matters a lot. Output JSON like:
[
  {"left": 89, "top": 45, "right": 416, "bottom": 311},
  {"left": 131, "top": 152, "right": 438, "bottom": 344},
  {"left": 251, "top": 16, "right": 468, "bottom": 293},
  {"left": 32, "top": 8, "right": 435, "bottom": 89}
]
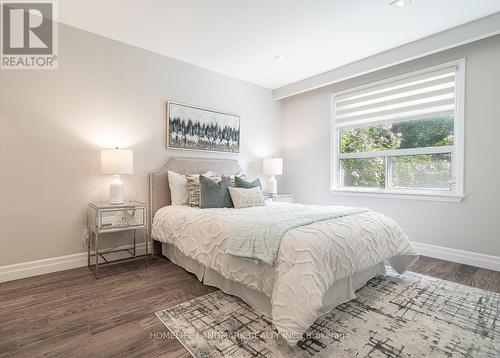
[{"left": 155, "top": 269, "right": 499, "bottom": 357}]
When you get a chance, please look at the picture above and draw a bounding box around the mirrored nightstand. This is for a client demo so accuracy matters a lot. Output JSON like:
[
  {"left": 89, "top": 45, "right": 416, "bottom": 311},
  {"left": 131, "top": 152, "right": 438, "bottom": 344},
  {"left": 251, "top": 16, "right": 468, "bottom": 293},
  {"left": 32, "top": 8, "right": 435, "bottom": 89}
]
[
  {"left": 264, "top": 193, "right": 294, "bottom": 203},
  {"left": 87, "top": 201, "right": 148, "bottom": 278}
]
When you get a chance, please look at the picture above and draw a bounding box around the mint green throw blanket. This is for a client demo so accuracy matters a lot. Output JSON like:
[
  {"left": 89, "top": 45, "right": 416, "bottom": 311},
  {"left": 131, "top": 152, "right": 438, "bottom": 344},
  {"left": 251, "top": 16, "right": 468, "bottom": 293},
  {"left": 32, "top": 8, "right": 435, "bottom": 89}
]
[{"left": 225, "top": 204, "right": 368, "bottom": 265}]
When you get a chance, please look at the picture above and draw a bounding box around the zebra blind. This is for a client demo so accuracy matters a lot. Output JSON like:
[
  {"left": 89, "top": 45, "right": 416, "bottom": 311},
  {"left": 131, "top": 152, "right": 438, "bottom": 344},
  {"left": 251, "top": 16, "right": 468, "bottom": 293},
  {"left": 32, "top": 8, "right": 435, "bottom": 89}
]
[{"left": 334, "top": 66, "right": 457, "bottom": 129}]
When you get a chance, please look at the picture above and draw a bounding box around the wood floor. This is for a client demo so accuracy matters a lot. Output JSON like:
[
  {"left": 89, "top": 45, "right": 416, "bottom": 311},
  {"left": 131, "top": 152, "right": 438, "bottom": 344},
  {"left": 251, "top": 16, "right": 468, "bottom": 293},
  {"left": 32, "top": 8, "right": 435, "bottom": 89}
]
[{"left": 0, "top": 256, "right": 498, "bottom": 358}]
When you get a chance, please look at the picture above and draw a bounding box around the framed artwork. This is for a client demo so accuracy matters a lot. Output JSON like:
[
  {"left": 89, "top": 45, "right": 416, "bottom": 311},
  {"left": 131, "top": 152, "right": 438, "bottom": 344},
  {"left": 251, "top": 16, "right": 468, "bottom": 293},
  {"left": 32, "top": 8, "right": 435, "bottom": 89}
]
[{"left": 167, "top": 101, "right": 240, "bottom": 153}]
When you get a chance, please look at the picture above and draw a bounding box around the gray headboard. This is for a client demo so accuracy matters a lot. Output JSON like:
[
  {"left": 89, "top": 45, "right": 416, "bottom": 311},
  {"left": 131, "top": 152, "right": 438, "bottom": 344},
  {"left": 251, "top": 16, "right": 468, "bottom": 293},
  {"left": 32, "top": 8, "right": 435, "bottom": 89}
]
[{"left": 149, "top": 156, "right": 243, "bottom": 224}]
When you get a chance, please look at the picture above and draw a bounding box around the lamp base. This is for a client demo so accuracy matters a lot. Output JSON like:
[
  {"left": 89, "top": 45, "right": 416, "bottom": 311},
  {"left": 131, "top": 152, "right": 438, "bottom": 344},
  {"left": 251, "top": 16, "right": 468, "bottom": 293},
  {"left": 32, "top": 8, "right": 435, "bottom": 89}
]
[
  {"left": 268, "top": 175, "right": 277, "bottom": 194},
  {"left": 109, "top": 175, "right": 125, "bottom": 204}
]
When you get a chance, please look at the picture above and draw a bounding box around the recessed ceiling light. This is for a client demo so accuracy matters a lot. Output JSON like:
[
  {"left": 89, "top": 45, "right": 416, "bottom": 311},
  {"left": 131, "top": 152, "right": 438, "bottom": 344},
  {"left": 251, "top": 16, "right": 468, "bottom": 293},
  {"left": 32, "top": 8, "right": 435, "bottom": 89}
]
[
  {"left": 391, "top": 0, "right": 410, "bottom": 7},
  {"left": 274, "top": 54, "right": 286, "bottom": 61}
]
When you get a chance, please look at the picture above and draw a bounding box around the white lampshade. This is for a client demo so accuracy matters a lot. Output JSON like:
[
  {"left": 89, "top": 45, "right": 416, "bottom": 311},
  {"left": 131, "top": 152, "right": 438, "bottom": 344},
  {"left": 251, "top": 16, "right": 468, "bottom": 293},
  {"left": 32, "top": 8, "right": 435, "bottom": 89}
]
[
  {"left": 263, "top": 157, "right": 283, "bottom": 176},
  {"left": 100, "top": 149, "right": 133, "bottom": 175}
]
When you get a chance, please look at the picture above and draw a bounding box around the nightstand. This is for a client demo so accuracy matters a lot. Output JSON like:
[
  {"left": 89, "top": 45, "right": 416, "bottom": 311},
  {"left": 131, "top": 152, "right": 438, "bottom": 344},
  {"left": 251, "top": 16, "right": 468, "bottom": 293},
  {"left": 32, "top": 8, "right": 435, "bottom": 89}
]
[
  {"left": 87, "top": 201, "right": 148, "bottom": 278},
  {"left": 264, "top": 193, "right": 294, "bottom": 203}
]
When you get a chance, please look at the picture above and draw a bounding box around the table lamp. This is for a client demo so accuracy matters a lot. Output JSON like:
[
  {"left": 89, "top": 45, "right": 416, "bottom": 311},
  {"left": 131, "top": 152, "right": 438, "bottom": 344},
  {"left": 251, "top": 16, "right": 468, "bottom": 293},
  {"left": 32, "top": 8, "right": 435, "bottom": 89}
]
[
  {"left": 100, "top": 148, "right": 133, "bottom": 204},
  {"left": 263, "top": 157, "right": 283, "bottom": 194}
]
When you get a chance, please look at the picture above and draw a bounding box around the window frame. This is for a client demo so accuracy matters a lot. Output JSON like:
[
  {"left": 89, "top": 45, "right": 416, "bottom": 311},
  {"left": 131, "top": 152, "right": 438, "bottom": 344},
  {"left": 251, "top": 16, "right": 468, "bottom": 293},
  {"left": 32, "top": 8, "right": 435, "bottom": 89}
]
[{"left": 330, "top": 59, "right": 465, "bottom": 202}]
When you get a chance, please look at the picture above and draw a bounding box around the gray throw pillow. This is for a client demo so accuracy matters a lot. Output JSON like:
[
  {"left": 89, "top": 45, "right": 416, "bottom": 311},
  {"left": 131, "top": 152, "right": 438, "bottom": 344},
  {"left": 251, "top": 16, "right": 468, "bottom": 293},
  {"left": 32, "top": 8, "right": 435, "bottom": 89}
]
[
  {"left": 199, "top": 176, "right": 233, "bottom": 208},
  {"left": 235, "top": 176, "right": 261, "bottom": 189}
]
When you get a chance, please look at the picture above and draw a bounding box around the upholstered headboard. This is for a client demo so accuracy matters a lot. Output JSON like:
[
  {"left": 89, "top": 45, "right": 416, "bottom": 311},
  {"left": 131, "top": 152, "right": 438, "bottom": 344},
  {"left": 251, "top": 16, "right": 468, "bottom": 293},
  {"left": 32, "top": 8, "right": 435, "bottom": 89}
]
[{"left": 149, "top": 156, "right": 243, "bottom": 230}]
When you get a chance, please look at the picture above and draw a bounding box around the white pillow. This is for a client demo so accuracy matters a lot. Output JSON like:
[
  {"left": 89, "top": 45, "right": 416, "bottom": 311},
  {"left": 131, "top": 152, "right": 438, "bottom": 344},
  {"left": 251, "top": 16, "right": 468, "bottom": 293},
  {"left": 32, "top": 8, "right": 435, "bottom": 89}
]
[
  {"left": 228, "top": 187, "right": 265, "bottom": 208},
  {"left": 168, "top": 170, "right": 188, "bottom": 206}
]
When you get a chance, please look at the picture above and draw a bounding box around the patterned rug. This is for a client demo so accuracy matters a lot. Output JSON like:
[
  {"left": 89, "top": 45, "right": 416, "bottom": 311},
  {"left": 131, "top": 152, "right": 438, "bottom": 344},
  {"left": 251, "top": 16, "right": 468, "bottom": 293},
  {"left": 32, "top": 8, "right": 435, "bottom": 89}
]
[{"left": 155, "top": 269, "right": 499, "bottom": 357}]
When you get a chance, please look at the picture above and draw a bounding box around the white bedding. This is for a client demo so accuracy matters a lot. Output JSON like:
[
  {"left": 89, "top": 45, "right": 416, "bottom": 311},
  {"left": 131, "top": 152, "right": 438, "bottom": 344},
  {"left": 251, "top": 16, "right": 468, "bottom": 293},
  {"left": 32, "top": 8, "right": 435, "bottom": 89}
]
[{"left": 152, "top": 202, "right": 418, "bottom": 345}]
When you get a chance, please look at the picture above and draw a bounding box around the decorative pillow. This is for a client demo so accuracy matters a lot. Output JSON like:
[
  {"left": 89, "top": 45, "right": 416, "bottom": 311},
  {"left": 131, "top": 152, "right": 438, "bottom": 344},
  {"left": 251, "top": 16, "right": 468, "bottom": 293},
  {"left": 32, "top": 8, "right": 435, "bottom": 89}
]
[
  {"left": 228, "top": 187, "right": 265, "bottom": 209},
  {"left": 186, "top": 171, "right": 222, "bottom": 207},
  {"left": 167, "top": 170, "right": 189, "bottom": 206},
  {"left": 235, "top": 176, "right": 261, "bottom": 189},
  {"left": 222, "top": 172, "right": 250, "bottom": 187},
  {"left": 199, "top": 176, "right": 233, "bottom": 209}
]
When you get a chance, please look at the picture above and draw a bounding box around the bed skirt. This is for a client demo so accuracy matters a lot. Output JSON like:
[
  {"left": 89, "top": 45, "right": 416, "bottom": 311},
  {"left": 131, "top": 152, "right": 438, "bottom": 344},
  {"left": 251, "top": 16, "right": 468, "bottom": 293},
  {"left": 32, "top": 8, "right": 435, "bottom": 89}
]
[{"left": 161, "top": 242, "right": 386, "bottom": 319}]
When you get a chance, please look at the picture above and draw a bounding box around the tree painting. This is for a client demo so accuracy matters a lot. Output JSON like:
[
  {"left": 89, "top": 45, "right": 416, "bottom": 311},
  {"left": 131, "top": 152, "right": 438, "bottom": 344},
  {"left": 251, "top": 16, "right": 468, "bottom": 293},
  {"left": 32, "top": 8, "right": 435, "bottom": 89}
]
[{"left": 167, "top": 102, "right": 240, "bottom": 153}]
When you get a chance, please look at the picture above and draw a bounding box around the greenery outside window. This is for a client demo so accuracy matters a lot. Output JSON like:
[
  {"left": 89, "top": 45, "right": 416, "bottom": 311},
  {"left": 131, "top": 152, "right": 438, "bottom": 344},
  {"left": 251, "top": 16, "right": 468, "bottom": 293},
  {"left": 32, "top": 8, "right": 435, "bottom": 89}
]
[{"left": 331, "top": 60, "right": 465, "bottom": 202}]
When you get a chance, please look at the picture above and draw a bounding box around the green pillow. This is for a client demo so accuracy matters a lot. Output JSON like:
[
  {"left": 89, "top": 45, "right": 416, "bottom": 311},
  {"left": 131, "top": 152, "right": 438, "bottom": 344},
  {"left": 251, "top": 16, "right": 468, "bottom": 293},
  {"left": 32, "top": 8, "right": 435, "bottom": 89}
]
[
  {"left": 199, "top": 176, "right": 233, "bottom": 208},
  {"left": 235, "top": 176, "right": 261, "bottom": 189}
]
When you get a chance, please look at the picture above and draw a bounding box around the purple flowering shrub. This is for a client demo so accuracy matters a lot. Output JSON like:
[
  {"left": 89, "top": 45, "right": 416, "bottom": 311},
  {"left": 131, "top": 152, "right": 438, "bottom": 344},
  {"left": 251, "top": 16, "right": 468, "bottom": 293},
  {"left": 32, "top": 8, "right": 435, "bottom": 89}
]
[{"left": 391, "top": 153, "right": 452, "bottom": 189}]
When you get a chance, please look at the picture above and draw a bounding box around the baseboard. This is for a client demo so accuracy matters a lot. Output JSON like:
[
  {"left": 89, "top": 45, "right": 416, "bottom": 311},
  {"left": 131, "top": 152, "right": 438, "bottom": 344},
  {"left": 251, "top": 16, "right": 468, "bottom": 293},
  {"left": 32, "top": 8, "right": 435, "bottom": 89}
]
[
  {"left": 0, "top": 243, "right": 148, "bottom": 283},
  {"left": 412, "top": 241, "right": 500, "bottom": 272}
]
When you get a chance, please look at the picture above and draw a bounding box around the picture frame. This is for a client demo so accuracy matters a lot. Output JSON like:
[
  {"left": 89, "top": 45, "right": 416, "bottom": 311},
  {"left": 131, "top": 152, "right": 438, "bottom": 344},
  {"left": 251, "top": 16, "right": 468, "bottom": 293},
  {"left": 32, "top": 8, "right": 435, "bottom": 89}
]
[{"left": 167, "top": 101, "right": 240, "bottom": 154}]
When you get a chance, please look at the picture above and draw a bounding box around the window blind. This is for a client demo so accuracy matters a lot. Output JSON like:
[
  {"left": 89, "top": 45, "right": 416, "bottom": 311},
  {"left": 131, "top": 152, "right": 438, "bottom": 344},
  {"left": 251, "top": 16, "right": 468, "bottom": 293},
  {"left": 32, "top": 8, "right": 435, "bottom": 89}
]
[{"left": 334, "top": 66, "right": 457, "bottom": 129}]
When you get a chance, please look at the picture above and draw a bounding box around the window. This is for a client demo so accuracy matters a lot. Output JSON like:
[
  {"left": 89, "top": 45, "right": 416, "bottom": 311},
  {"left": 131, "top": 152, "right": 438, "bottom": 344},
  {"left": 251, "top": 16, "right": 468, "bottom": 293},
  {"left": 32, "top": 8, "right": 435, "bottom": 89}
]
[{"left": 331, "top": 60, "right": 464, "bottom": 202}]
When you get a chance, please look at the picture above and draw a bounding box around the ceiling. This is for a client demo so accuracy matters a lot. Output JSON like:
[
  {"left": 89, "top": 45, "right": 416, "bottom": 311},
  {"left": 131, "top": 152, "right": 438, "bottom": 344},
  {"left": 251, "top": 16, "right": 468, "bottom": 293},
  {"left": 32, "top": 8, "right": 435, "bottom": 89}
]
[{"left": 58, "top": 0, "right": 500, "bottom": 89}]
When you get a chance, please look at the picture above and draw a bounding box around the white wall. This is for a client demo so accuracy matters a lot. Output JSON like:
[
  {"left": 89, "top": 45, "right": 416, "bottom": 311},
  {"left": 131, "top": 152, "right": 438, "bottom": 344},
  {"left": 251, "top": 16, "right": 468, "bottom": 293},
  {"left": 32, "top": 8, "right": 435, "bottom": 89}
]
[
  {"left": 281, "top": 35, "right": 500, "bottom": 257},
  {"left": 1, "top": 23, "right": 498, "bottom": 269},
  {"left": 0, "top": 24, "right": 281, "bottom": 266}
]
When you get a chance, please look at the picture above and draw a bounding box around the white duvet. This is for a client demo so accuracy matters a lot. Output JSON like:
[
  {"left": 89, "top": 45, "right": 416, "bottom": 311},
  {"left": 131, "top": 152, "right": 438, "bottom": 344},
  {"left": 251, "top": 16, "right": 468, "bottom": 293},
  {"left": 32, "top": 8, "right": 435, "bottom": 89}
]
[{"left": 152, "top": 203, "right": 418, "bottom": 345}]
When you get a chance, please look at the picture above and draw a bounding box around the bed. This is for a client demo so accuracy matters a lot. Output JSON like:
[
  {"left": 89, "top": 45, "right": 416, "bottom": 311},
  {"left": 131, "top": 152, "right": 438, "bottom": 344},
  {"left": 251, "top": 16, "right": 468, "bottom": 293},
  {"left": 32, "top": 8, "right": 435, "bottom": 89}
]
[{"left": 149, "top": 157, "right": 419, "bottom": 345}]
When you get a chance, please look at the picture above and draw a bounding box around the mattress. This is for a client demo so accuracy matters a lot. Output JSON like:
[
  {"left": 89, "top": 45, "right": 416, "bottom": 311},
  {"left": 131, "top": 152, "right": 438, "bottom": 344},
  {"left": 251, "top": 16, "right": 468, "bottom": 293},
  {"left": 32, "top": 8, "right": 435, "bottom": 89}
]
[{"left": 152, "top": 202, "right": 418, "bottom": 344}]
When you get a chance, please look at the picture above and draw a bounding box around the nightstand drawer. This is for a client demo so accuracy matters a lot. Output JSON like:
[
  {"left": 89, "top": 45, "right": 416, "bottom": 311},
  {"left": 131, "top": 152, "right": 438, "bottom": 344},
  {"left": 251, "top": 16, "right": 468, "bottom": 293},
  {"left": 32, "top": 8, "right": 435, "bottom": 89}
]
[
  {"left": 265, "top": 194, "right": 294, "bottom": 203},
  {"left": 98, "top": 207, "right": 145, "bottom": 230},
  {"left": 274, "top": 195, "right": 294, "bottom": 203}
]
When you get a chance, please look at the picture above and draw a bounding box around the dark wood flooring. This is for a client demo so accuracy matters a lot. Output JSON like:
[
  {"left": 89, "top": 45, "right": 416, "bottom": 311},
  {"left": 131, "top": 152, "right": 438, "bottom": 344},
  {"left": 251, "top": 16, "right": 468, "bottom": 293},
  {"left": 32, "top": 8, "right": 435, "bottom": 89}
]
[{"left": 0, "top": 256, "right": 498, "bottom": 357}]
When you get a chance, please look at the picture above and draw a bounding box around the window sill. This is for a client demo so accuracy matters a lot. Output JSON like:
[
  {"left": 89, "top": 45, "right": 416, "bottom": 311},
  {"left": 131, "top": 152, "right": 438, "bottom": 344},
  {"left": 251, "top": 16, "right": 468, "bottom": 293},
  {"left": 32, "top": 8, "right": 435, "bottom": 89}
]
[{"left": 329, "top": 188, "right": 465, "bottom": 203}]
